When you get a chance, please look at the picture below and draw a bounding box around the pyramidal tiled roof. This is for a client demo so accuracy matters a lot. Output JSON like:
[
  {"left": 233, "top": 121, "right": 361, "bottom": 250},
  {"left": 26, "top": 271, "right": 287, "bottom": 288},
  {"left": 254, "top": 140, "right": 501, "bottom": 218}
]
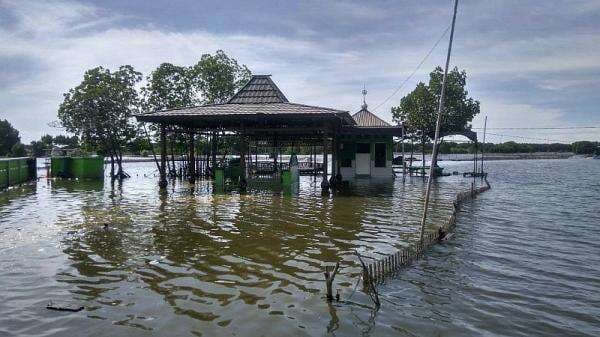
[
  {"left": 352, "top": 104, "right": 393, "bottom": 127},
  {"left": 228, "top": 75, "right": 289, "bottom": 104}
]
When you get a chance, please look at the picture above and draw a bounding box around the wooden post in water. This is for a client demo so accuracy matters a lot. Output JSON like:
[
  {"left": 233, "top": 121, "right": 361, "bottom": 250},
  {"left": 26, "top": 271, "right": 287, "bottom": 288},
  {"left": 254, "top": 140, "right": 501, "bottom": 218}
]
[
  {"left": 211, "top": 132, "right": 217, "bottom": 177},
  {"left": 159, "top": 124, "right": 168, "bottom": 189},
  {"left": 324, "top": 263, "right": 340, "bottom": 302},
  {"left": 401, "top": 129, "right": 406, "bottom": 182},
  {"left": 273, "top": 135, "right": 278, "bottom": 173},
  {"left": 321, "top": 132, "right": 330, "bottom": 193},
  {"left": 188, "top": 132, "right": 196, "bottom": 184},
  {"left": 481, "top": 116, "right": 487, "bottom": 176},
  {"left": 420, "top": 0, "right": 459, "bottom": 244},
  {"left": 240, "top": 133, "right": 247, "bottom": 190}
]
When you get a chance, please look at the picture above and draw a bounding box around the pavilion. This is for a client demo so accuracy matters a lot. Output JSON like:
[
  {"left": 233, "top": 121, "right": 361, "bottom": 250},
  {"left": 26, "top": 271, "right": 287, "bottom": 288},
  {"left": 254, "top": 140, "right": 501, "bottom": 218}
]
[{"left": 136, "top": 75, "right": 404, "bottom": 192}]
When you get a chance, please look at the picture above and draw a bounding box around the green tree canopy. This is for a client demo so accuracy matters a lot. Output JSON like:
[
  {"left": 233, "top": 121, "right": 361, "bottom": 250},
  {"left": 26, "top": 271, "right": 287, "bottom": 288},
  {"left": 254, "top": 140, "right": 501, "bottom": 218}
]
[
  {"left": 190, "top": 50, "right": 251, "bottom": 104},
  {"left": 392, "top": 67, "right": 480, "bottom": 139},
  {"left": 572, "top": 141, "right": 598, "bottom": 155},
  {"left": 30, "top": 141, "right": 46, "bottom": 157},
  {"left": 58, "top": 65, "right": 142, "bottom": 178},
  {"left": 143, "top": 50, "right": 251, "bottom": 111},
  {"left": 142, "top": 63, "right": 195, "bottom": 111},
  {"left": 0, "top": 119, "right": 21, "bottom": 156},
  {"left": 53, "top": 135, "right": 79, "bottom": 148},
  {"left": 10, "top": 142, "right": 26, "bottom": 157}
]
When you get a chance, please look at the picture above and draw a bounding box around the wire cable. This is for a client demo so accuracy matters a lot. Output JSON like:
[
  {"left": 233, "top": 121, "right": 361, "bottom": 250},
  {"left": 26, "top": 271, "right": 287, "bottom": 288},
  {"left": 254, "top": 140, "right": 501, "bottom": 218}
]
[
  {"left": 485, "top": 132, "right": 565, "bottom": 143},
  {"left": 372, "top": 25, "right": 451, "bottom": 112},
  {"left": 472, "top": 126, "right": 600, "bottom": 130}
]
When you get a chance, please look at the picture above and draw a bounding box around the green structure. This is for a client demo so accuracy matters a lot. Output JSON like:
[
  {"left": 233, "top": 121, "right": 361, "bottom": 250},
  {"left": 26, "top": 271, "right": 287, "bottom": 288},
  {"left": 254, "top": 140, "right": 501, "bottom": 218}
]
[
  {"left": 0, "top": 157, "right": 37, "bottom": 190},
  {"left": 338, "top": 96, "right": 397, "bottom": 179},
  {"left": 50, "top": 157, "right": 104, "bottom": 179}
]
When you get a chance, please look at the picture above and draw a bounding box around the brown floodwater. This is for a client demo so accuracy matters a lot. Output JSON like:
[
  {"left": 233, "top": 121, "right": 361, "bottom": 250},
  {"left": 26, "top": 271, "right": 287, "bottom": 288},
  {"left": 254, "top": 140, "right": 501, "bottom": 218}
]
[
  {"left": 3, "top": 160, "right": 598, "bottom": 336},
  {"left": 0, "top": 161, "right": 466, "bottom": 336}
]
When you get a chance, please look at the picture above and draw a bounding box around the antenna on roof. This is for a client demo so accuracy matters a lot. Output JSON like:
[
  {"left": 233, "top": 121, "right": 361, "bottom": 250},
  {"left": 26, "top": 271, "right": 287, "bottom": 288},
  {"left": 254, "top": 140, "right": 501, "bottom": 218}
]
[{"left": 361, "top": 84, "right": 368, "bottom": 110}]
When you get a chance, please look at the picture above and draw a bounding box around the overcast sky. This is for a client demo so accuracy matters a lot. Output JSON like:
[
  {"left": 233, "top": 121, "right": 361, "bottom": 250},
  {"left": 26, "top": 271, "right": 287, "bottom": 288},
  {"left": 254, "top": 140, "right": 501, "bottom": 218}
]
[{"left": 1, "top": 0, "right": 599, "bottom": 143}]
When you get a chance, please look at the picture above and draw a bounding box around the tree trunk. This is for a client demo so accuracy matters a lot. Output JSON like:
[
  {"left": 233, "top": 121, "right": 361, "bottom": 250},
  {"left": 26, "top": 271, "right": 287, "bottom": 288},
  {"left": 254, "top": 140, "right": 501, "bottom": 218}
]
[{"left": 110, "top": 153, "right": 115, "bottom": 178}]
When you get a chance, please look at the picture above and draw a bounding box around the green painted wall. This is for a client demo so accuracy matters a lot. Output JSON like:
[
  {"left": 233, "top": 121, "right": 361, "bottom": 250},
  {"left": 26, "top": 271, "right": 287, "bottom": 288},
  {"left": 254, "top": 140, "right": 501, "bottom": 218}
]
[
  {"left": 214, "top": 168, "right": 225, "bottom": 186},
  {"left": 1, "top": 158, "right": 36, "bottom": 190},
  {"left": 339, "top": 135, "right": 394, "bottom": 165},
  {"left": 70, "top": 157, "right": 104, "bottom": 179},
  {"left": 0, "top": 161, "right": 7, "bottom": 189},
  {"left": 51, "top": 157, "right": 104, "bottom": 179},
  {"left": 51, "top": 157, "right": 70, "bottom": 178},
  {"left": 281, "top": 170, "right": 291, "bottom": 186},
  {"left": 340, "top": 142, "right": 356, "bottom": 163}
]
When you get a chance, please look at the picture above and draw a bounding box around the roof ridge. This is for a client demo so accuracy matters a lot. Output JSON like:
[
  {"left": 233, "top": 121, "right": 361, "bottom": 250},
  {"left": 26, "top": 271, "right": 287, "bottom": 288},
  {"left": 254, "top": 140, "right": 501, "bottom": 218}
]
[{"left": 227, "top": 74, "right": 289, "bottom": 104}]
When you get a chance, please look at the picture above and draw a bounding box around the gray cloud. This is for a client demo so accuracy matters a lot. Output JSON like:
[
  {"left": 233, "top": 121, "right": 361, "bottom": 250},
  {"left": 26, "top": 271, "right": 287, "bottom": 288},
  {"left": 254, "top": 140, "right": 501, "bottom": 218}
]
[{"left": 1, "top": 0, "right": 599, "bottom": 143}]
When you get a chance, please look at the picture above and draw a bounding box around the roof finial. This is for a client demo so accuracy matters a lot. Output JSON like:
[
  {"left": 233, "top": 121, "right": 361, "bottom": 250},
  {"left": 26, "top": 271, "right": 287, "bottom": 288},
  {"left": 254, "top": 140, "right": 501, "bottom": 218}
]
[{"left": 361, "top": 83, "right": 368, "bottom": 110}]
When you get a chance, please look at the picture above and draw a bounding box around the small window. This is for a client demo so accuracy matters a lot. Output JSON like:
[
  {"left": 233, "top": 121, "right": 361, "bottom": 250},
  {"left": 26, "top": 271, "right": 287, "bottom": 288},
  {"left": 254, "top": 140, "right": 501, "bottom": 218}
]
[
  {"left": 375, "top": 143, "right": 386, "bottom": 167},
  {"left": 356, "top": 143, "right": 370, "bottom": 153}
]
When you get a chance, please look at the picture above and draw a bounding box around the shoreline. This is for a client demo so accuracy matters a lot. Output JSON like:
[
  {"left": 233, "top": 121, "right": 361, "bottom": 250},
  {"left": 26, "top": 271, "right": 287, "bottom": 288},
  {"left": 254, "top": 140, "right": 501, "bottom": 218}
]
[
  {"left": 441, "top": 152, "right": 574, "bottom": 161},
  {"left": 115, "top": 152, "right": 578, "bottom": 164}
]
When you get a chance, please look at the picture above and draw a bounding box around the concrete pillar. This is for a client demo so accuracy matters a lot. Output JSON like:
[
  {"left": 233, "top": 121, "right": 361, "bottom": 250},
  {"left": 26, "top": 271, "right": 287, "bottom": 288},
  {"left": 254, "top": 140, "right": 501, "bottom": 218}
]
[
  {"left": 159, "top": 124, "right": 167, "bottom": 189},
  {"left": 188, "top": 132, "right": 196, "bottom": 184}
]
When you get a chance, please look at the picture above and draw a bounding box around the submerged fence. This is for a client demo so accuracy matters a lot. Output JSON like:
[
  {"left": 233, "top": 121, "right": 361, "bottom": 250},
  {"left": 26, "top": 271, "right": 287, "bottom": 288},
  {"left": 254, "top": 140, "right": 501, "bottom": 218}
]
[
  {"left": 361, "top": 178, "right": 491, "bottom": 289},
  {"left": 0, "top": 157, "right": 36, "bottom": 190}
]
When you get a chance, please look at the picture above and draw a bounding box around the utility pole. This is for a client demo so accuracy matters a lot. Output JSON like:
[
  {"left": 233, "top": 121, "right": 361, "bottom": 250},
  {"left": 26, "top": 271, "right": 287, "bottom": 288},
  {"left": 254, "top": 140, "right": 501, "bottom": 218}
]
[
  {"left": 420, "top": 0, "right": 459, "bottom": 244},
  {"left": 481, "top": 116, "right": 487, "bottom": 175}
]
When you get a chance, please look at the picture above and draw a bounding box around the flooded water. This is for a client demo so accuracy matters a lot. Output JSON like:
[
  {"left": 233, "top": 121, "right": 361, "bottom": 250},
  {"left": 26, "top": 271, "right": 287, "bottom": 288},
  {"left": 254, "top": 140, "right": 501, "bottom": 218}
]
[{"left": 1, "top": 159, "right": 599, "bottom": 336}]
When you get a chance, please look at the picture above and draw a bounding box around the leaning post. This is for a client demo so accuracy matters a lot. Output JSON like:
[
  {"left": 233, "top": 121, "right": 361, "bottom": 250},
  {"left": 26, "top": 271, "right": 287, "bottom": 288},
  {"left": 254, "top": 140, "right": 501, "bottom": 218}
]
[{"left": 419, "top": 0, "right": 459, "bottom": 244}]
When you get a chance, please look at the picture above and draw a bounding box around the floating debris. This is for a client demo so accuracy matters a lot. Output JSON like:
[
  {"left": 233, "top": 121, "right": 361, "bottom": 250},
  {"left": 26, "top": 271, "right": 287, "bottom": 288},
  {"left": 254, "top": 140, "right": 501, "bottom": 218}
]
[{"left": 46, "top": 300, "right": 84, "bottom": 312}]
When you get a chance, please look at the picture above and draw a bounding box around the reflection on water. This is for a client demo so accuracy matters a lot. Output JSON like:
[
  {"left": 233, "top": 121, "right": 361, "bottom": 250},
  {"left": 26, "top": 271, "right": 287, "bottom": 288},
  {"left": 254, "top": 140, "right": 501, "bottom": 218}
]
[{"left": 2, "top": 160, "right": 598, "bottom": 336}]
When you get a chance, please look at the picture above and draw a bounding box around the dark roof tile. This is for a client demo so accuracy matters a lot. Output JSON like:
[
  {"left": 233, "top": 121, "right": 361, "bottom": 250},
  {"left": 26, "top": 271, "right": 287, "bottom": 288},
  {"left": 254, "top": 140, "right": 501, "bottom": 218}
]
[{"left": 228, "top": 75, "right": 288, "bottom": 104}]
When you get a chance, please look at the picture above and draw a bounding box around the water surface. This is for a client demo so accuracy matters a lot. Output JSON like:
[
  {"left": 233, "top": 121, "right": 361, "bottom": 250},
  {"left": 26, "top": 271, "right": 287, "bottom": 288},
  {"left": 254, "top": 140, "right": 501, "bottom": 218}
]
[{"left": 1, "top": 159, "right": 598, "bottom": 336}]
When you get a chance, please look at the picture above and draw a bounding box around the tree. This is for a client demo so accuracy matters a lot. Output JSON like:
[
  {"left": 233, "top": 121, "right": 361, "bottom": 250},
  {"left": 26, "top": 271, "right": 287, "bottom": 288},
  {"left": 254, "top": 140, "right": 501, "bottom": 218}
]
[
  {"left": 190, "top": 50, "right": 251, "bottom": 104},
  {"left": 30, "top": 140, "right": 46, "bottom": 157},
  {"left": 391, "top": 83, "right": 437, "bottom": 165},
  {"left": 10, "top": 142, "right": 26, "bottom": 157},
  {"left": 572, "top": 141, "right": 597, "bottom": 155},
  {"left": 142, "top": 63, "right": 195, "bottom": 111},
  {"left": 53, "top": 134, "right": 79, "bottom": 148},
  {"left": 0, "top": 119, "right": 21, "bottom": 157},
  {"left": 427, "top": 67, "right": 480, "bottom": 137},
  {"left": 142, "top": 51, "right": 251, "bottom": 112},
  {"left": 58, "top": 65, "right": 142, "bottom": 178},
  {"left": 392, "top": 67, "right": 480, "bottom": 168},
  {"left": 141, "top": 51, "right": 251, "bottom": 177},
  {"left": 40, "top": 134, "right": 54, "bottom": 148}
]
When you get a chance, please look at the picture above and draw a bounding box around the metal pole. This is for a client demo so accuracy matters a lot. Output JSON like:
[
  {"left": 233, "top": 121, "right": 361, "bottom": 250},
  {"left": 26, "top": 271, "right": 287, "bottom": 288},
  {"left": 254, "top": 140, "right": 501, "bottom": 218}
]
[
  {"left": 420, "top": 0, "right": 459, "bottom": 244},
  {"left": 481, "top": 116, "right": 487, "bottom": 175}
]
